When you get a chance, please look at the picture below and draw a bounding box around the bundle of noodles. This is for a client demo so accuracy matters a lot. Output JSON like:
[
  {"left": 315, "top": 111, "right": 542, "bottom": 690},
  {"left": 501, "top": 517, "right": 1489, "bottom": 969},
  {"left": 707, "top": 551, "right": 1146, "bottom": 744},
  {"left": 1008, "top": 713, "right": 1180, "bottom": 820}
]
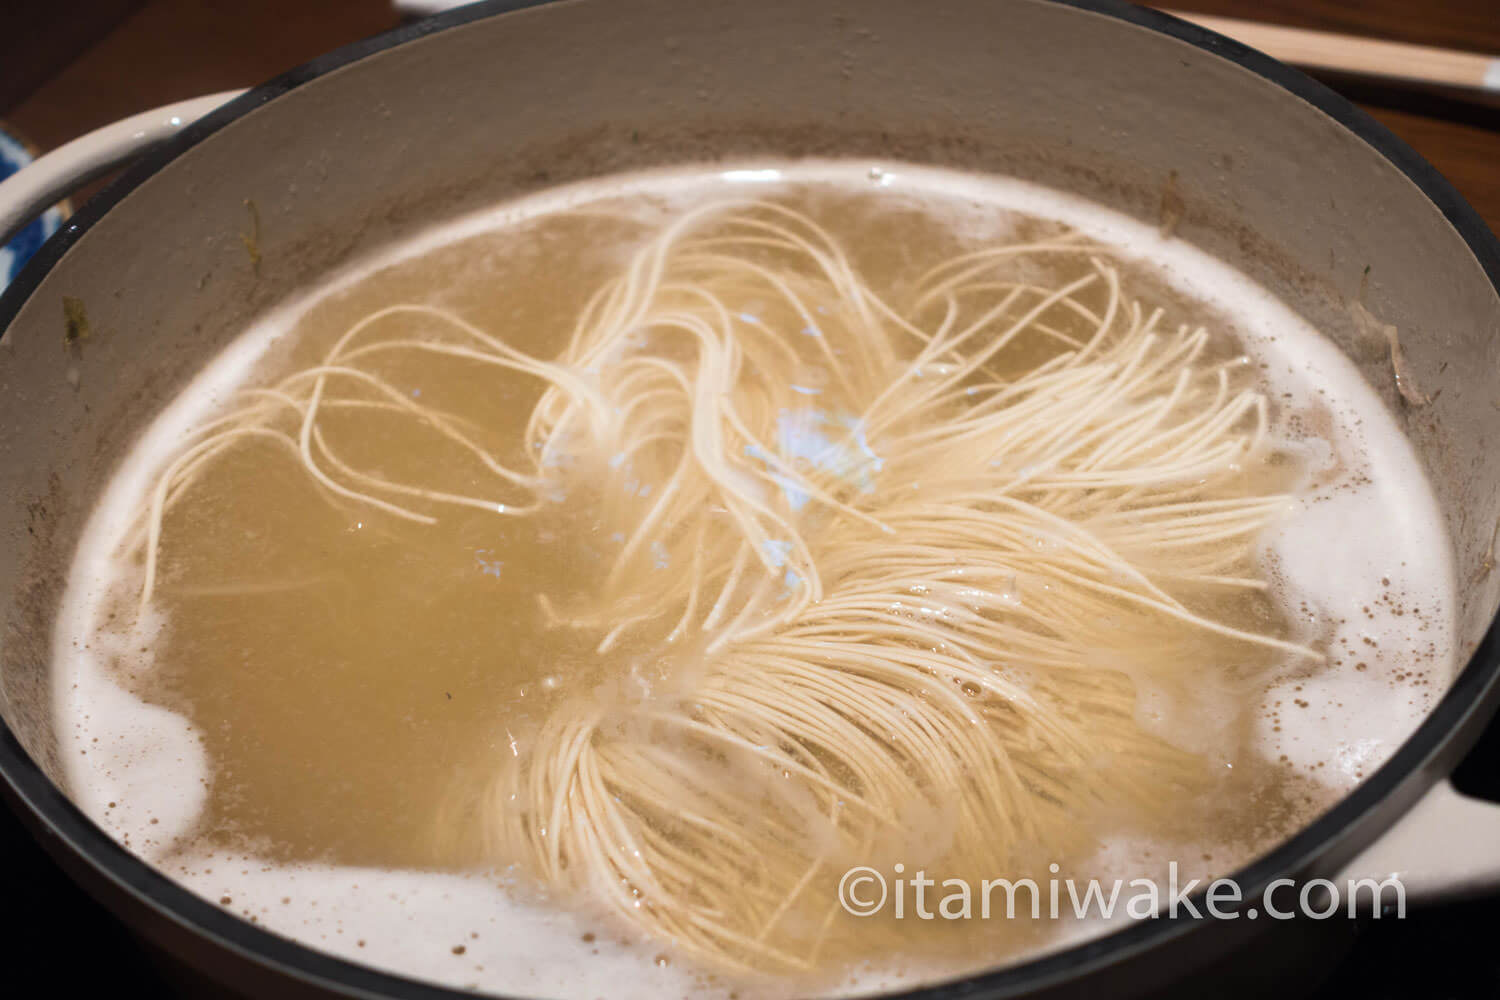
[{"left": 128, "top": 198, "right": 1321, "bottom": 974}]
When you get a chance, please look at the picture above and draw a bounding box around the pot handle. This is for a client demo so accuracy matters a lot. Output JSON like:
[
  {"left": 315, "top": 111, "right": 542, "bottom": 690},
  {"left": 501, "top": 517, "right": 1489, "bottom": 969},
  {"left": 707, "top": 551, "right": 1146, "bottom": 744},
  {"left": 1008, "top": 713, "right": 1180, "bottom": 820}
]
[
  {"left": 0, "top": 90, "right": 245, "bottom": 249},
  {"left": 1337, "top": 778, "right": 1500, "bottom": 900}
]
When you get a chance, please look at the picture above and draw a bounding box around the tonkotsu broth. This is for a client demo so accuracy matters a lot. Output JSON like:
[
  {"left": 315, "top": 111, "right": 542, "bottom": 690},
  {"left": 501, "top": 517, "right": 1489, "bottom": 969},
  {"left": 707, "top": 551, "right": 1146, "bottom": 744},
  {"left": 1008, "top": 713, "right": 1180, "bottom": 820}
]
[{"left": 57, "top": 164, "right": 1456, "bottom": 998}]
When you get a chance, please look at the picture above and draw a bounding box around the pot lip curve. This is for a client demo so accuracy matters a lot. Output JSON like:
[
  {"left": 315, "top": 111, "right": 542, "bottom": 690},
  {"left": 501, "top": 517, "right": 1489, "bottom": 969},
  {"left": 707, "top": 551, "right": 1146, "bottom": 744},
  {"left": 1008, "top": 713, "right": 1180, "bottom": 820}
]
[{"left": 1, "top": 1, "right": 1498, "bottom": 998}]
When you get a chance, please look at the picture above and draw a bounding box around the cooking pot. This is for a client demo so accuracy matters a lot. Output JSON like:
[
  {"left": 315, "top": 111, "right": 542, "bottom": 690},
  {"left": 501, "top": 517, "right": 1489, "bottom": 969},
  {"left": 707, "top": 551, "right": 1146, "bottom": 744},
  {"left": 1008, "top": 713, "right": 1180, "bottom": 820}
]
[{"left": 2, "top": 1, "right": 1499, "bottom": 997}]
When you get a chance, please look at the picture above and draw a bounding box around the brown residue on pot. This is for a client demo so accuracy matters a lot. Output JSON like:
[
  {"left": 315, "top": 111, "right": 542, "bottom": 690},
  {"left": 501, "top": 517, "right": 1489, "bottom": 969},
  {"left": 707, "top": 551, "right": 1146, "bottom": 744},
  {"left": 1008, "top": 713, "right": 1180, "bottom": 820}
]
[
  {"left": 1157, "top": 169, "right": 1184, "bottom": 239},
  {"left": 1470, "top": 515, "right": 1500, "bottom": 587},
  {"left": 62, "top": 296, "right": 90, "bottom": 347},
  {"left": 1349, "top": 300, "right": 1430, "bottom": 407},
  {"left": 241, "top": 198, "right": 263, "bottom": 276}
]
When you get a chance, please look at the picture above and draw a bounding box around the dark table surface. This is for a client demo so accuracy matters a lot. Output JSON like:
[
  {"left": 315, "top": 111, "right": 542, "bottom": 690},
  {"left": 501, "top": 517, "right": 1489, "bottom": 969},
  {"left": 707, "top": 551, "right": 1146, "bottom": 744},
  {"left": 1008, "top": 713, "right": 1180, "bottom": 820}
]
[{"left": 1, "top": 0, "right": 1499, "bottom": 996}]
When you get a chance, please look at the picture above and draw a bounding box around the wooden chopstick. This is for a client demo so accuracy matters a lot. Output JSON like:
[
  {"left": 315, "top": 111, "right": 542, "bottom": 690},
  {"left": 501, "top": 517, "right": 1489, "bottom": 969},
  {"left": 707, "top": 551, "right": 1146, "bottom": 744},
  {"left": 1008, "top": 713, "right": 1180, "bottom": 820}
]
[{"left": 1162, "top": 10, "right": 1500, "bottom": 97}]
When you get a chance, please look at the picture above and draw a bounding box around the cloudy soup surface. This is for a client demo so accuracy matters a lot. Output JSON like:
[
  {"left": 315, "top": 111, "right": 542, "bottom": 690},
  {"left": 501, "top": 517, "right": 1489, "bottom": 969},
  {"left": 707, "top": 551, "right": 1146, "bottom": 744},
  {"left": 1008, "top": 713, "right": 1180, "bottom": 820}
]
[{"left": 56, "top": 162, "right": 1454, "bottom": 998}]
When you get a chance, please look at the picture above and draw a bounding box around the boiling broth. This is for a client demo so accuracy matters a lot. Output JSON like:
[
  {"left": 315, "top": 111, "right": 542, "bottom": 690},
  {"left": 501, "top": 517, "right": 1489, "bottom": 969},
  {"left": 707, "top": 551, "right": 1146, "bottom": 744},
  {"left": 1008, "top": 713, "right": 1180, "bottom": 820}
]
[{"left": 55, "top": 163, "right": 1456, "bottom": 998}]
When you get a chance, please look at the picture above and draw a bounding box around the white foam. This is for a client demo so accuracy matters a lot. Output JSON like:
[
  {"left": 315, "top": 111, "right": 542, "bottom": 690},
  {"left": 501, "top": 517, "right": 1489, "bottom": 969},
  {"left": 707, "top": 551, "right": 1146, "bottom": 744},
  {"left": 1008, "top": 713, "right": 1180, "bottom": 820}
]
[
  {"left": 1260, "top": 480, "right": 1450, "bottom": 782},
  {"left": 1236, "top": 303, "right": 1453, "bottom": 784},
  {"left": 51, "top": 161, "right": 1457, "bottom": 997},
  {"left": 163, "top": 848, "right": 721, "bottom": 999}
]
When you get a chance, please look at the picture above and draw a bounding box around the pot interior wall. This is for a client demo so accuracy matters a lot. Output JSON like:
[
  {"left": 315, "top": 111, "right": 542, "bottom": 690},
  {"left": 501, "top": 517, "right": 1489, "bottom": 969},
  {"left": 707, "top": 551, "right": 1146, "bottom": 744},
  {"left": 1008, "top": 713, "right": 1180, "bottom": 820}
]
[{"left": 1, "top": 0, "right": 1496, "bottom": 800}]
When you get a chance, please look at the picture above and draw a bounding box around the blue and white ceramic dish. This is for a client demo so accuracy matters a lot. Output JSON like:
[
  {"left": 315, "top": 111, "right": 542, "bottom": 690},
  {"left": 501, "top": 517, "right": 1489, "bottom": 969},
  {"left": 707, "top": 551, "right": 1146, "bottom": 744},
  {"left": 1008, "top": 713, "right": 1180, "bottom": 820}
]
[{"left": 0, "top": 125, "right": 66, "bottom": 290}]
